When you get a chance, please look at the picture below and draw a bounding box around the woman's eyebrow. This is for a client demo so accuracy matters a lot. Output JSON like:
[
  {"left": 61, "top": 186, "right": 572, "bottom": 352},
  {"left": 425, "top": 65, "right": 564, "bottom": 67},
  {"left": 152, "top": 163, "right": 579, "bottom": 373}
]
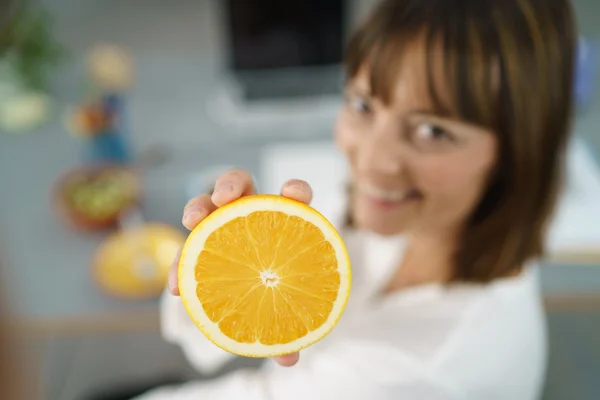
[
  {"left": 407, "top": 109, "right": 457, "bottom": 121},
  {"left": 407, "top": 109, "right": 440, "bottom": 118}
]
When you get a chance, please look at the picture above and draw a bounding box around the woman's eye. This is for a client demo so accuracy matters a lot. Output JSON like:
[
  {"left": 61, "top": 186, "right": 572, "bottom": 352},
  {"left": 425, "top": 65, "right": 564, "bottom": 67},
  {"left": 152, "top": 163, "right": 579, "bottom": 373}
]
[
  {"left": 409, "top": 122, "right": 458, "bottom": 152},
  {"left": 347, "top": 95, "right": 371, "bottom": 114},
  {"left": 415, "top": 123, "right": 452, "bottom": 141}
]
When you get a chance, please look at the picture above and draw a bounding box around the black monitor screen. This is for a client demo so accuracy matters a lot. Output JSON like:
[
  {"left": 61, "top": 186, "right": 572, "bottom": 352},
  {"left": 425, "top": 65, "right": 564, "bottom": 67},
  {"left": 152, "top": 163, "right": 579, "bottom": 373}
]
[{"left": 226, "top": 0, "right": 345, "bottom": 71}]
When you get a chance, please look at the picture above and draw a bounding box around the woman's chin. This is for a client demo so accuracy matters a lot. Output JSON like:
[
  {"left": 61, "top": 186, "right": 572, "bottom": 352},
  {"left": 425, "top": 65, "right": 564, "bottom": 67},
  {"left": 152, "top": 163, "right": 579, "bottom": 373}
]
[
  {"left": 352, "top": 196, "right": 414, "bottom": 236},
  {"left": 353, "top": 212, "right": 409, "bottom": 236}
]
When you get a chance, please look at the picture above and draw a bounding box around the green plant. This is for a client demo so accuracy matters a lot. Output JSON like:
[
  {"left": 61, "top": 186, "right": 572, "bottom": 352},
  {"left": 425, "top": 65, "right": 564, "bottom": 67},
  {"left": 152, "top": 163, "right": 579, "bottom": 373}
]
[{"left": 0, "top": 2, "right": 65, "bottom": 92}]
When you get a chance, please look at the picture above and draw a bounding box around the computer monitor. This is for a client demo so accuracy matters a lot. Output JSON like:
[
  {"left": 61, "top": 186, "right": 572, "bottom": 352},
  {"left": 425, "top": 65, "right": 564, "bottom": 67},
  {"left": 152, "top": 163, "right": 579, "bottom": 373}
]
[{"left": 224, "top": 0, "right": 346, "bottom": 100}]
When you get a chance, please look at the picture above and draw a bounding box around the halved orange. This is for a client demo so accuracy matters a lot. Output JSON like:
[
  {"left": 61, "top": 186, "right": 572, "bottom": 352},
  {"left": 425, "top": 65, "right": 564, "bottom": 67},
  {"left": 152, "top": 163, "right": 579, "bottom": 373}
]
[{"left": 178, "top": 194, "right": 351, "bottom": 357}]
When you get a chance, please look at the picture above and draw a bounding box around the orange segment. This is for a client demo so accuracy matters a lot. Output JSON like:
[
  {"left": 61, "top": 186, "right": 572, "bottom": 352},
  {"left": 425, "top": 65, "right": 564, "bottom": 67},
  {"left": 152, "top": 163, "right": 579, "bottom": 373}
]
[{"left": 178, "top": 195, "right": 351, "bottom": 357}]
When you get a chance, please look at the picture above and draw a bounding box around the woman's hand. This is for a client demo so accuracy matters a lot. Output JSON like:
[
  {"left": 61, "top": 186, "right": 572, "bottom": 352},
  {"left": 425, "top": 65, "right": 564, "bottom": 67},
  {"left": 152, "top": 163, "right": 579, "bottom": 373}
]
[{"left": 168, "top": 168, "right": 313, "bottom": 367}]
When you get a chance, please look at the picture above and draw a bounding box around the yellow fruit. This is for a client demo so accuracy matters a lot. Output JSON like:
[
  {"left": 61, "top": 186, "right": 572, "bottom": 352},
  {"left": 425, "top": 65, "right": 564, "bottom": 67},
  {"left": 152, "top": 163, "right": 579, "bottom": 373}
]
[
  {"left": 178, "top": 194, "right": 351, "bottom": 357},
  {"left": 94, "top": 223, "right": 185, "bottom": 299}
]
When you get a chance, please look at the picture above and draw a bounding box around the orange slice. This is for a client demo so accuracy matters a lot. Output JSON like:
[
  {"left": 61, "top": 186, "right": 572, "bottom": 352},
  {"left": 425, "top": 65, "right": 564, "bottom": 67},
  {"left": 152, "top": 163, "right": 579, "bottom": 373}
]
[{"left": 178, "top": 194, "right": 351, "bottom": 357}]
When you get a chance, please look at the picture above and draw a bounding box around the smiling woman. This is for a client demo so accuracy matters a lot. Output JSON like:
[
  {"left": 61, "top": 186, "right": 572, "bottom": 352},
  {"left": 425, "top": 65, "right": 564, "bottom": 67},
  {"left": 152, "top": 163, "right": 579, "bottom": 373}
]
[
  {"left": 339, "top": 0, "right": 575, "bottom": 282},
  {"left": 136, "top": 1, "right": 576, "bottom": 399}
]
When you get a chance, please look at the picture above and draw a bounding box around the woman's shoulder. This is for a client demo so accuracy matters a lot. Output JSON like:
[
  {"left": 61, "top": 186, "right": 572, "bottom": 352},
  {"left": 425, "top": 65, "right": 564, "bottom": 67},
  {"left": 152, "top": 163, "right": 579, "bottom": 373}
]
[
  {"left": 429, "top": 267, "right": 547, "bottom": 398},
  {"left": 347, "top": 265, "right": 544, "bottom": 361},
  {"left": 334, "top": 266, "right": 546, "bottom": 398}
]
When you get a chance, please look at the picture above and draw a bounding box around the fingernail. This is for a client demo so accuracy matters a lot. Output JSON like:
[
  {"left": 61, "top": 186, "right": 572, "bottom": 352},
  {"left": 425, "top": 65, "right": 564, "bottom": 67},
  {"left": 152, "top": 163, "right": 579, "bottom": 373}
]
[
  {"left": 185, "top": 205, "right": 204, "bottom": 214},
  {"left": 286, "top": 182, "right": 303, "bottom": 191},
  {"left": 183, "top": 210, "right": 204, "bottom": 226},
  {"left": 214, "top": 182, "right": 234, "bottom": 195},
  {"left": 185, "top": 205, "right": 205, "bottom": 217}
]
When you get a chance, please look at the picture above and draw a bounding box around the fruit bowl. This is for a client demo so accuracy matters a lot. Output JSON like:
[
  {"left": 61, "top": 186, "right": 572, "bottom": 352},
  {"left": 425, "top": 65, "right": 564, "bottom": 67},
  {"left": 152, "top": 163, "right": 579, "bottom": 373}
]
[{"left": 53, "top": 164, "right": 141, "bottom": 230}]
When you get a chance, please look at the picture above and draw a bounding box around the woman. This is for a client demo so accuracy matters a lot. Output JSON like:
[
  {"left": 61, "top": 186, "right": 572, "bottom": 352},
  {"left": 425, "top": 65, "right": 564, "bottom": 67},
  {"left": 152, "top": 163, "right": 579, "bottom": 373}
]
[{"left": 138, "top": 0, "right": 575, "bottom": 398}]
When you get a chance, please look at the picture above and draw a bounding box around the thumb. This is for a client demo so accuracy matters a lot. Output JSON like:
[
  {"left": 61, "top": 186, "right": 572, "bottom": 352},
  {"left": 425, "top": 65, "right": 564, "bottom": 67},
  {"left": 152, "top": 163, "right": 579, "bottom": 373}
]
[{"left": 274, "top": 352, "right": 299, "bottom": 367}]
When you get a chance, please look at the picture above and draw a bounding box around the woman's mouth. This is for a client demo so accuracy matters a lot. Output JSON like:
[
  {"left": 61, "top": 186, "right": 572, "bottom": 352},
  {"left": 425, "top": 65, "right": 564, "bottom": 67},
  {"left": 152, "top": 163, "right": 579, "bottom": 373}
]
[{"left": 357, "top": 183, "right": 422, "bottom": 209}]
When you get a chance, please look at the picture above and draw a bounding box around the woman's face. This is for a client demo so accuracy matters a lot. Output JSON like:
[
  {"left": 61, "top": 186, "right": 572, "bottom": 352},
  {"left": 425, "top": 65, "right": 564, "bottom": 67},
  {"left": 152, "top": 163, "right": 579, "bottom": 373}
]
[{"left": 335, "top": 52, "right": 498, "bottom": 236}]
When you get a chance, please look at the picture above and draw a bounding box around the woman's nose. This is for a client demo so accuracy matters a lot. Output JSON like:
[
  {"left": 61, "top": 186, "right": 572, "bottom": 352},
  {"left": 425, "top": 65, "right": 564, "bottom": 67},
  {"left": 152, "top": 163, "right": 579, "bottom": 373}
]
[{"left": 357, "top": 124, "right": 404, "bottom": 175}]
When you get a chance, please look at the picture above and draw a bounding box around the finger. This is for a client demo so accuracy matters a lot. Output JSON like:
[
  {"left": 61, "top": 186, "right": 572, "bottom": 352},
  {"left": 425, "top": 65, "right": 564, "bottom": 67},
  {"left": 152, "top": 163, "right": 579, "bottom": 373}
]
[
  {"left": 168, "top": 247, "right": 183, "bottom": 296},
  {"left": 274, "top": 352, "right": 299, "bottom": 367},
  {"left": 280, "top": 179, "right": 313, "bottom": 205},
  {"left": 211, "top": 169, "right": 256, "bottom": 207},
  {"left": 182, "top": 194, "right": 218, "bottom": 230}
]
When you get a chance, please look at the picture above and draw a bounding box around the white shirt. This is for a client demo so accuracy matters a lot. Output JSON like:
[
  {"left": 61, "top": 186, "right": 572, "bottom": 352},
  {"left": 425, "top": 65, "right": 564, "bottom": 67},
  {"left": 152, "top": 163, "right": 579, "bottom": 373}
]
[{"left": 136, "top": 192, "right": 548, "bottom": 400}]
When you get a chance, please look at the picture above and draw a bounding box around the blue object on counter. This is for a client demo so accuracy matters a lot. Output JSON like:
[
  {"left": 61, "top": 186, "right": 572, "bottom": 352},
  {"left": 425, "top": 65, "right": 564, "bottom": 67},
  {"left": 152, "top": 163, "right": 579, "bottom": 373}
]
[
  {"left": 574, "top": 36, "right": 597, "bottom": 110},
  {"left": 87, "top": 131, "right": 131, "bottom": 164},
  {"left": 85, "top": 93, "right": 132, "bottom": 164}
]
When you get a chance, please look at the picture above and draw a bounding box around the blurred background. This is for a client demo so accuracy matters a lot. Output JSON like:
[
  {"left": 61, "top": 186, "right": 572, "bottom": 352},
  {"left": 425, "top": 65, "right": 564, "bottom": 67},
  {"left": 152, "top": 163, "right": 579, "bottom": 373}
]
[{"left": 0, "top": 0, "right": 599, "bottom": 399}]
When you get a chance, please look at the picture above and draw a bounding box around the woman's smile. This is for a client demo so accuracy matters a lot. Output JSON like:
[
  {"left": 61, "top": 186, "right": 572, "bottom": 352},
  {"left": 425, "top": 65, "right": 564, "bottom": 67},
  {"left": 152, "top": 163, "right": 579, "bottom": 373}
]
[{"left": 356, "top": 181, "right": 422, "bottom": 210}]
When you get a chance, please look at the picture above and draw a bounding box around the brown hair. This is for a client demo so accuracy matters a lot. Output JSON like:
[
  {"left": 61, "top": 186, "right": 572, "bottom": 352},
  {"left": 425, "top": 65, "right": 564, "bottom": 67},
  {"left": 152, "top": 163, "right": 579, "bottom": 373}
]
[{"left": 345, "top": 0, "right": 576, "bottom": 282}]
